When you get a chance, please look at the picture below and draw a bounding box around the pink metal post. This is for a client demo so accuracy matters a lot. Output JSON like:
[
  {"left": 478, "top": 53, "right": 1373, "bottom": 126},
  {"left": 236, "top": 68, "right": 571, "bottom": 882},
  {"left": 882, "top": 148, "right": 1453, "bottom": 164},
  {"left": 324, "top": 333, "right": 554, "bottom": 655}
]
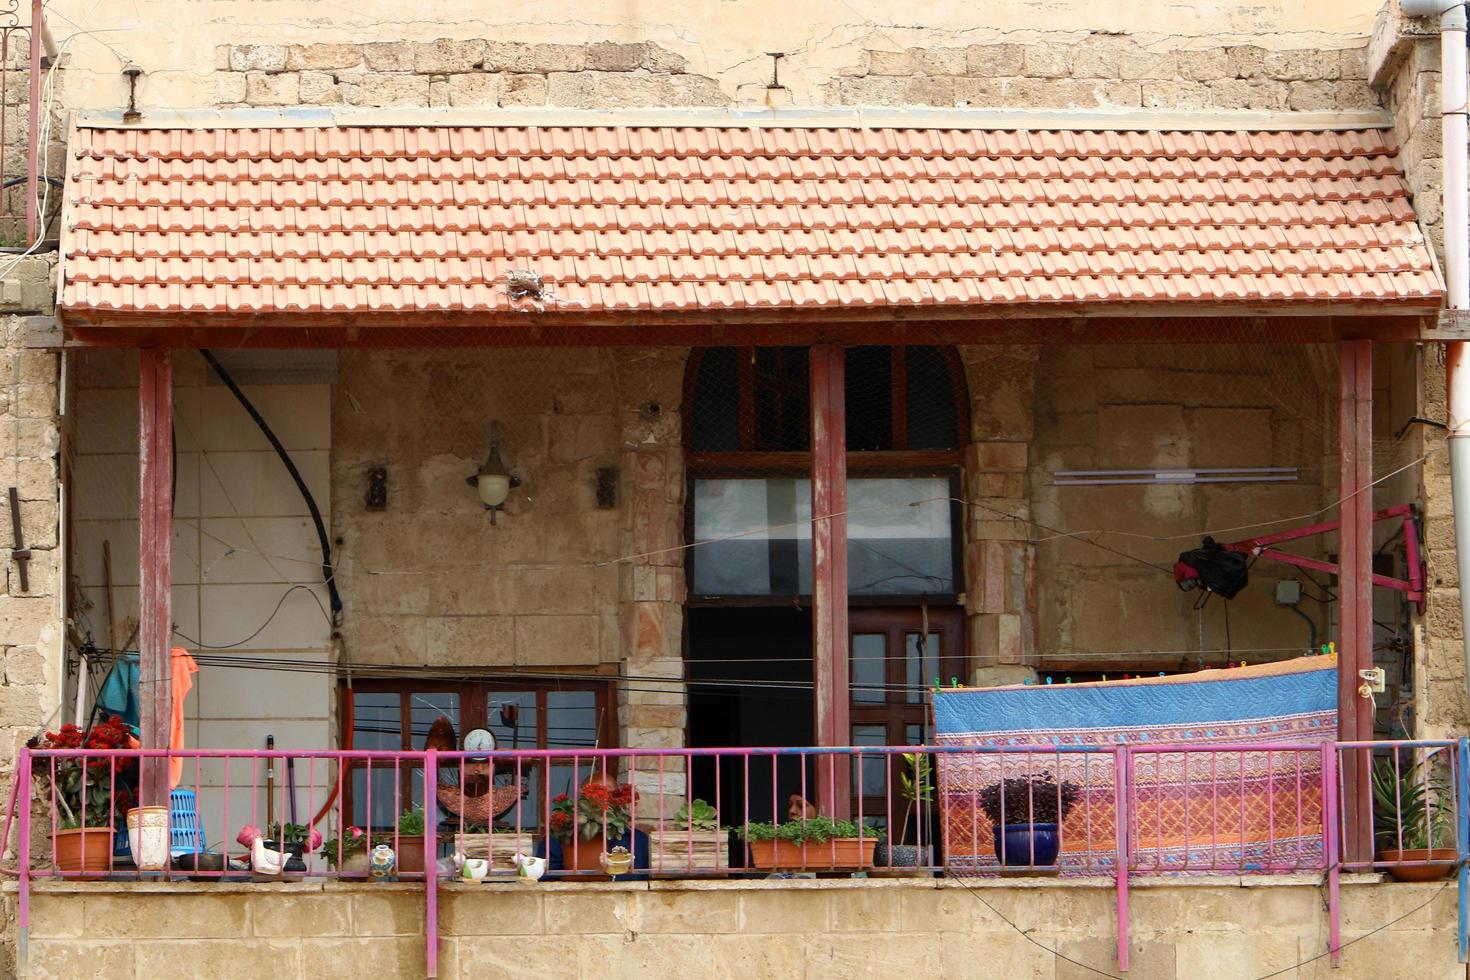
[
  {"left": 425, "top": 748, "right": 438, "bottom": 978},
  {"left": 1114, "top": 745, "right": 1130, "bottom": 973}
]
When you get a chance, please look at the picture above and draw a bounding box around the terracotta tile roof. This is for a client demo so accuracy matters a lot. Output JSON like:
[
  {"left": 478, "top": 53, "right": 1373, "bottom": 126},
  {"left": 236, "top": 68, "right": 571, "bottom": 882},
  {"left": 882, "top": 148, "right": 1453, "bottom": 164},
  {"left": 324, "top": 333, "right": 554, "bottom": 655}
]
[{"left": 59, "top": 125, "right": 1441, "bottom": 322}]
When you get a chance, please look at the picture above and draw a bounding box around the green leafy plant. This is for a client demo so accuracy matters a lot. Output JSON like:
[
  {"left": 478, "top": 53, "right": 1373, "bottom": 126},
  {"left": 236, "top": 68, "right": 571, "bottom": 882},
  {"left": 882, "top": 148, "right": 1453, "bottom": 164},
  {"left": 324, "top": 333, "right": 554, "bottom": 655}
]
[
  {"left": 396, "top": 806, "right": 427, "bottom": 837},
  {"left": 550, "top": 780, "right": 637, "bottom": 844},
  {"left": 740, "top": 817, "right": 864, "bottom": 844},
  {"left": 1372, "top": 759, "right": 1454, "bottom": 852},
  {"left": 266, "top": 821, "right": 322, "bottom": 851},
  {"left": 28, "top": 716, "right": 137, "bottom": 830},
  {"left": 675, "top": 799, "right": 721, "bottom": 832},
  {"left": 320, "top": 826, "right": 367, "bottom": 869},
  {"left": 898, "top": 753, "right": 934, "bottom": 845}
]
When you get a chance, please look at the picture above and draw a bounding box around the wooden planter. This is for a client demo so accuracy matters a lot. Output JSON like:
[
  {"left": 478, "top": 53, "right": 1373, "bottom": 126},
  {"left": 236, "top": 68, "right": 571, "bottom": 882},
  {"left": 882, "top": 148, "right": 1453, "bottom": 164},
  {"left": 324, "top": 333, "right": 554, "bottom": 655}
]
[
  {"left": 1378, "top": 847, "right": 1457, "bottom": 882},
  {"left": 52, "top": 827, "right": 114, "bottom": 876},
  {"left": 747, "top": 837, "right": 875, "bottom": 872},
  {"left": 647, "top": 829, "right": 728, "bottom": 875}
]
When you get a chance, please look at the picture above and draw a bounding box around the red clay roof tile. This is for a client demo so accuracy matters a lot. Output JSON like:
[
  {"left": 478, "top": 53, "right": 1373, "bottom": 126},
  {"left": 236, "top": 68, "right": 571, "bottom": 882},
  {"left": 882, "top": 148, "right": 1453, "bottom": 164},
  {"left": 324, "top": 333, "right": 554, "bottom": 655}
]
[{"left": 60, "top": 124, "right": 1441, "bottom": 320}]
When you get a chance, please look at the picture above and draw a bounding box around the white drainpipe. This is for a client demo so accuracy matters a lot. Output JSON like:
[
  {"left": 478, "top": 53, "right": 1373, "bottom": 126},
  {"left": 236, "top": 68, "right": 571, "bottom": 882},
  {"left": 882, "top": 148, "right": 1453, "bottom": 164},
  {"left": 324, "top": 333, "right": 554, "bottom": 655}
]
[{"left": 1402, "top": 0, "right": 1470, "bottom": 716}]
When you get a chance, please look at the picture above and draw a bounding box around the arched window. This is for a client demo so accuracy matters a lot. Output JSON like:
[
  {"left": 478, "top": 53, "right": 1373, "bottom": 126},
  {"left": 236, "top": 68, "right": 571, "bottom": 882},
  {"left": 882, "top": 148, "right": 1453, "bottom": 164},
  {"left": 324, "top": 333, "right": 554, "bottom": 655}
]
[{"left": 683, "top": 345, "right": 967, "bottom": 599}]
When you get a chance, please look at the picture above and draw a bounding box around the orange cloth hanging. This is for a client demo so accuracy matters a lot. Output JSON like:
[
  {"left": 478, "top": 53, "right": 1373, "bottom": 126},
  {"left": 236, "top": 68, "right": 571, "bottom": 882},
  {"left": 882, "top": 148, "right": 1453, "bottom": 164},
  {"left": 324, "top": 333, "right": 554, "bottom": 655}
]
[{"left": 169, "top": 647, "right": 198, "bottom": 789}]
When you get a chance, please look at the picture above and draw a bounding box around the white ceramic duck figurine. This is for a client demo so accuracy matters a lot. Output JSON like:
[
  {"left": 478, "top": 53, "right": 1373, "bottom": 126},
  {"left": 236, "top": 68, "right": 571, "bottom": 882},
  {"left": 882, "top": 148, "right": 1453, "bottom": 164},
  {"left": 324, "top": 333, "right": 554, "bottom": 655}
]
[
  {"left": 512, "top": 852, "right": 546, "bottom": 882},
  {"left": 452, "top": 850, "right": 490, "bottom": 882},
  {"left": 249, "top": 835, "right": 285, "bottom": 876}
]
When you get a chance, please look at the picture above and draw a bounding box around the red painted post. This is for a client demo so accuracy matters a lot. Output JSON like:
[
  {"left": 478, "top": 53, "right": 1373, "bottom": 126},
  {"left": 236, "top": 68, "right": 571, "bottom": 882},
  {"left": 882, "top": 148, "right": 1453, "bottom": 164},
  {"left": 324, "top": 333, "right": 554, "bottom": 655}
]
[
  {"left": 810, "top": 344, "right": 851, "bottom": 819},
  {"left": 1338, "top": 339, "right": 1374, "bottom": 863},
  {"left": 138, "top": 349, "right": 174, "bottom": 807}
]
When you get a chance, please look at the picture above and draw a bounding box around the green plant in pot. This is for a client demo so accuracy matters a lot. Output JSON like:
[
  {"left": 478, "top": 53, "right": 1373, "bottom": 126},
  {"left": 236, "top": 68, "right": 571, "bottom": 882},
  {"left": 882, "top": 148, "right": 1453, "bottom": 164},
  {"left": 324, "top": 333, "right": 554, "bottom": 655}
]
[
  {"left": 1372, "top": 758, "right": 1457, "bottom": 882},
  {"left": 876, "top": 753, "right": 934, "bottom": 869},
  {"left": 390, "top": 806, "right": 430, "bottom": 876},
  {"left": 320, "top": 826, "right": 368, "bottom": 873},
  {"left": 741, "top": 816, "right": 875, "bottom": 871},
  {"left": 264, "top": 821, "right": 321, "bottom": 874},
  {"left": 978, "top": 773, "right": 1079, "bottom": 869},
  {"left": 28, "top": 716, "right": 137, "bottom": 875}
]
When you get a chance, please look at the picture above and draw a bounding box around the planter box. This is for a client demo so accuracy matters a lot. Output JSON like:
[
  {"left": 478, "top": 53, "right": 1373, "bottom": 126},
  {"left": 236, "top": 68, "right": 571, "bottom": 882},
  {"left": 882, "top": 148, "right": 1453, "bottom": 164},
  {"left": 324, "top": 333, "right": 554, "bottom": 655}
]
[
  {"left": 453, "top": 833, "right": 538, "bottom": 876},
  {"left": 747, "top": 837, "right": 875, "bottom": 872},
  {"left": 52, "top": 827, "right": 114, "bottom": 877},
  {"left": 647, "top": 829, "right": 728, "bottom": 875}
]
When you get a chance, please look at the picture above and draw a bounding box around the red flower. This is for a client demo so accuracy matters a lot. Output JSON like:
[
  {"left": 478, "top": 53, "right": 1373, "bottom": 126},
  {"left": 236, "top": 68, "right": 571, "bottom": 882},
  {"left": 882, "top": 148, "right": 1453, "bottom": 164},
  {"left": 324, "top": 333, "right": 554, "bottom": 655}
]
[{"left": 553, "top": 794, "right": 570, "bottom": 804}]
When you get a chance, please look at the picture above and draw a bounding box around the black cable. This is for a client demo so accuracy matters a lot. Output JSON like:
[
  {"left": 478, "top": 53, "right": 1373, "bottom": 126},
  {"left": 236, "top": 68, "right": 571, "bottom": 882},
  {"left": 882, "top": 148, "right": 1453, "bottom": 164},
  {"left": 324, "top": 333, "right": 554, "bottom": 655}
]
[
  {"left": 199, "top": 349, "right": 343, "bottom": 622},
  {"left": 1252, "top": 881, "right": 1452, "bottom": 980}
]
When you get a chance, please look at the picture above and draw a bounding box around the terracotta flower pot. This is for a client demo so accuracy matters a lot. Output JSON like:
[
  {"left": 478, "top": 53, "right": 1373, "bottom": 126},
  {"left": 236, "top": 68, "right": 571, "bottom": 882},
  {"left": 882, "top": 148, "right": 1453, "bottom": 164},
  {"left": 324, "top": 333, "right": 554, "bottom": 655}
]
[
  {"left": 1378, "top": 847, "right": 1458, "bottom": 882},
  {"left": 565, "top": 833, "right": 608, "bottom": 873},
  {"left": 747, "top": 837, "right": 874, "bottom": 871},
  {"left": 52, "top": 827, "right": 115, "bottom": 877},
  {"left": 394, "top": 835, "right": 426, "bottom": 875}
]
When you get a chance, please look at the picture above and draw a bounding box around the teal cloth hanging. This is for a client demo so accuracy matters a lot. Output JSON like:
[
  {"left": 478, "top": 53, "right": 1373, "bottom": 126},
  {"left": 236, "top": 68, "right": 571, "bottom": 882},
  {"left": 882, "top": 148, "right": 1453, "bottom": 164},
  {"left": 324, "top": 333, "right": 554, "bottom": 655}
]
[{"left": 95, "top": 653, "right": 140, "bottom": 733}]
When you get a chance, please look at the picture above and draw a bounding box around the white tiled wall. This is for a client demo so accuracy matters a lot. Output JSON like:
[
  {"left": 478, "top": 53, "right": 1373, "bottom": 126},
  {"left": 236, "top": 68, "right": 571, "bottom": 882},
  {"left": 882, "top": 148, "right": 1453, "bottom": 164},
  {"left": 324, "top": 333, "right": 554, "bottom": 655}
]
[{"left": 71, "top": 350, "right": 335, "bottom": 847}]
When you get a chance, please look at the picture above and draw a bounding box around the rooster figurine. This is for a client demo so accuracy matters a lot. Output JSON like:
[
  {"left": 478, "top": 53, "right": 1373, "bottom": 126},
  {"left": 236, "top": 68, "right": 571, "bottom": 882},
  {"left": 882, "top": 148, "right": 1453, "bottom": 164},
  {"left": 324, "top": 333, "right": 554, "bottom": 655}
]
[
  {"left": 236, "top": 824, "right": 285, "bottom": 876},
  {"left": 512, "top": 852, "right": 546, "bottom": 882}
]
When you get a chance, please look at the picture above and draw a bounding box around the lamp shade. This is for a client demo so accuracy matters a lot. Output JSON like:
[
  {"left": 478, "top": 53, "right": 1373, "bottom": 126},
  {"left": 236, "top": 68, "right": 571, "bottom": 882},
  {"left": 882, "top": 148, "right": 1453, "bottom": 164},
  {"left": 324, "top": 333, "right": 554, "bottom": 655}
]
[{"left": 476, "top": 472, "right": 511, "bottom": 508}]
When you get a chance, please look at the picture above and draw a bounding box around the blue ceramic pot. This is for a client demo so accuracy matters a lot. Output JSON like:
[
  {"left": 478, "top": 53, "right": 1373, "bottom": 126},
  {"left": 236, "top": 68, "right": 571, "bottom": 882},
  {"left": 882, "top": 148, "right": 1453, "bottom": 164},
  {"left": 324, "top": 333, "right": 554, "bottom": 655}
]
[{"left": 993, "top": 822, "right": 1060, "bottom": 867}]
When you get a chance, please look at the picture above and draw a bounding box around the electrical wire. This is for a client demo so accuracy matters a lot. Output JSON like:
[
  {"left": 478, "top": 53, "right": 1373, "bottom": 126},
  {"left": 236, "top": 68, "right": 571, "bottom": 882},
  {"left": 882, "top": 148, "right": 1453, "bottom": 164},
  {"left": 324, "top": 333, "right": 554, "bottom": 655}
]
[{"left": 170, "top": 584, "right": 331, "bottom": 649}]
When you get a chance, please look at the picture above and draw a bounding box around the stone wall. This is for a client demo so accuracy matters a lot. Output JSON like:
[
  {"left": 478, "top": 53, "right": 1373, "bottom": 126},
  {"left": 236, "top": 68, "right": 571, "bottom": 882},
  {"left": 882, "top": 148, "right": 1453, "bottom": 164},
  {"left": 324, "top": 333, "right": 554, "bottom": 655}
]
[
  {"left": 207, "top": 36, "right": 1377, "bottom": 112},
  {"left": 0, "top": 253, "right": 62, "bottom": 978},
  {"left": 330, "top": 347, "right": 687, "bottom": 753},
  {"left": 1368, "top": 3, "right": 1466, "bottom": 737},
  {"left": 7, "top": 877, "right": 1461, "bottom": 979}
]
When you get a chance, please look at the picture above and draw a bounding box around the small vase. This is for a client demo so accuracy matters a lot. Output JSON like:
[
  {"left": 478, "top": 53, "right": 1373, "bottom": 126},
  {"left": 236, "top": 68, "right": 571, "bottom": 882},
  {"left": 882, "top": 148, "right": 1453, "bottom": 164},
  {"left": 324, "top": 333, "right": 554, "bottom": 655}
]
[
  {"left": 126, "top": 806, "right": 172, "bottom": 872},
  {"left": 994, "top": 822, "right": 1060, "bottom": 867}
]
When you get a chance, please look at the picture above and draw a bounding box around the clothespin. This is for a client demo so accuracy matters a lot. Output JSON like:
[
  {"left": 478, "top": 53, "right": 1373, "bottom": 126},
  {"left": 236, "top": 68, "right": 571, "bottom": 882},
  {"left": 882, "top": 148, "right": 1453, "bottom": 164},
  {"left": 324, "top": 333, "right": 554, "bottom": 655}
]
[
  {"left": 1240, "top": 661, "right": 1248, "bottom": 668},
  {"left": 1064, "top": 676, "right": 1072, "bottom": 684},
  {"left": 1045, "top": 676, "right": 1053, "bottom": 685},
  {"left": 1101, "top": 674, "right": 1108, "bottom": 682},
  {"left": 1023, "top": 677, "right": 1032, "bottom": 685},
  {"left": 1158, "top": 672, "right": 1166, "bottom": 677},
  {"left": 933, "top": 676, "right": 941, "bottom": 694},
  {"left": 950, "top": 677, "right": 960, "bottom": 688}
]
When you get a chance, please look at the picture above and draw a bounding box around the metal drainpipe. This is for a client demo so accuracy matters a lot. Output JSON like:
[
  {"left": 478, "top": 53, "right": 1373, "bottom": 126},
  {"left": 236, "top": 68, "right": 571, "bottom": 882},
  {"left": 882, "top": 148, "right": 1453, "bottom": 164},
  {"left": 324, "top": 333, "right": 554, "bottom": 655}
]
[{"left": 1404, "top": 0, "right": 1470, "bottom": 718}]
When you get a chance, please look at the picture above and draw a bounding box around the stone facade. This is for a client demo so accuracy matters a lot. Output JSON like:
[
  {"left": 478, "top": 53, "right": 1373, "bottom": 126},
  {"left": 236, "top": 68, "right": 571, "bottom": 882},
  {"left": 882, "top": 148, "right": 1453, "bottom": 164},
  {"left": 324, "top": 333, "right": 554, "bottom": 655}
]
[{"left": 7, "top": 877, "right": 1462, "bottom": 979}]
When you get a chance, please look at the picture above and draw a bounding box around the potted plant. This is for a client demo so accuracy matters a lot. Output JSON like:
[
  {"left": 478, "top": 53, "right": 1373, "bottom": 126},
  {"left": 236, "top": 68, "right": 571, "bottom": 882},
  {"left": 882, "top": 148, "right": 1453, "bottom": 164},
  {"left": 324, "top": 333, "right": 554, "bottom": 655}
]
[
  {"left": 392, "top": 807, "right": 428, "bottom": 875},
  {"left": 550, "top": 779, "right": 636, "bottom": 873},
  {"left": 648, "top": 798, "right": 727, "bottom": 874},
  {"left": 978, "top": 773, "right": 1079, "bottom": 869},
  {"left": 263, "top": 821, "right": 322, "bottom": 875},
  {"left": 875, "top": 753, "right": 934, "bottom": 873},
  {"left": 742, "top": 816, "right": 875, "bottom": 871},
  {"left": 28, "top": 716, "right": 137, "bottom": 876},
  {"left": 1372, "top": 758, "right": 1457, "bottom": 882},
  {"left": 321, "top": 825, "right": 369, "bottom": 875}
]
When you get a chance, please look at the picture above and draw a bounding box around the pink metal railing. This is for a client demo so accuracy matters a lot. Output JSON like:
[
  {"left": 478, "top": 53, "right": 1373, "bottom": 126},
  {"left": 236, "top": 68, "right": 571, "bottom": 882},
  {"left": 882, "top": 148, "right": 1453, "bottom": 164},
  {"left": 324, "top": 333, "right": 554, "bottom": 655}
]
[{"left": 2, "top": 740, "right": 1465, "bottom": 978}]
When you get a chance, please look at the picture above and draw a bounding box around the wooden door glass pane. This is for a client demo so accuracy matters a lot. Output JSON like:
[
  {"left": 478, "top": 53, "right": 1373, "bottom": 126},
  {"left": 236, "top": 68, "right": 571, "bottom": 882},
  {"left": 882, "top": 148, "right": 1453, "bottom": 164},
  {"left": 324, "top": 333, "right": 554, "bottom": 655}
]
[
  {"left": 905, "top": 632, "right": 941, "bottom": 704},
  {"left": 851, "top": 724, "right": 888, "bottom": 798},
  {"left": 410, "top": 692, "right": 459, "bottom": 747},
  {"left": 689, "top": 347, "right": 741, "bottom": 452},
  {"left": 905, "top": 346, "right": 959, "bottom": 449},
  {"left": 845, "top": 345, "right": 894, "bottom": 451},
  {"left": 852, "top": 633, "right": 886, "bottom": 704},
  {"left": 547, "top": 691, "right": 601, "bottom": 749},
  {"left": 486, "top": 690, "right": 538, "bottom": 750}
]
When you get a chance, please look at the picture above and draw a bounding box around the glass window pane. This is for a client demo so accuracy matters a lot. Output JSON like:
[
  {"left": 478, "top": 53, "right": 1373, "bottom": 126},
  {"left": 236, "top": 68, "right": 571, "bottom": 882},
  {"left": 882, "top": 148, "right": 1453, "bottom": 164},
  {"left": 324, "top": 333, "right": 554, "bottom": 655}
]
[
  {"left": 905, "top": 346, "right": 959, "bottom": 450},
  {"left": 851, "top": 634, "right": 886, "bottom": 704},
  {"left": 351, "top": 764, "right": 403, "bottom": 830},
  {"left": 690, "top": 347, "right": 740, "bottom": 452},
  {"left": 905, "top": 724, "right": 923, "bottom": 745},
  {"left": 352, "top": 693, "right": 402, "bottom": 750},
  {"left": 692, "top": 478, "right": 812, "bottom": 596},
  {"left": 851, "top": 725, "right": 889, "bottom": 797},
  {"left": 905, "top": 632, "right": 941, "bottom": 704},
  {"left": 848, "top": 478, "right": 955, "bottom": 595},
  {"left": 487, "top": 691, "right": 538, "bottom": 750},
  {"left": 845, "top": 346, "right": 893, "bottom": 451},
  {"left": 409, "top": 692, "right": 459, "bottom": 749},
  {"left": 547, "top": 691, "right": 602, "bottom": 749},
  {"left": 753, "top": 347, "right": 809, "bottom": 451}
]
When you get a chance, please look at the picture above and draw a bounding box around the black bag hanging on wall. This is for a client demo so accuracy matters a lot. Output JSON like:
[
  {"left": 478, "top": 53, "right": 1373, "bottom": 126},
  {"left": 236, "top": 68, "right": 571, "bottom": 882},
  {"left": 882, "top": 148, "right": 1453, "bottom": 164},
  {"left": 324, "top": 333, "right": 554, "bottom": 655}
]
[{"left": 1173, "top": 537, "right": 1249, "bottom": 599}]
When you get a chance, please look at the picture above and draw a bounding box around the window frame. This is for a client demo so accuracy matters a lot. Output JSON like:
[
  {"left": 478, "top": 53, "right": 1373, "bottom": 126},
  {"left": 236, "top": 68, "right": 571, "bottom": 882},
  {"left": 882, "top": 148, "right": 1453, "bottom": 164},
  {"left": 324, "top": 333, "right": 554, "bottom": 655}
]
[{"left": 338, "top": 676, "right": 619, "bottom": 831}]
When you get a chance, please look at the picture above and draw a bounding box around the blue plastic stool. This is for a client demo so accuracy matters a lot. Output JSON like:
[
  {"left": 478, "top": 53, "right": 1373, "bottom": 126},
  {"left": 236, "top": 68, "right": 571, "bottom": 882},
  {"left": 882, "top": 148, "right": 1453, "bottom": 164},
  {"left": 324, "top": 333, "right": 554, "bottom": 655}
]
[{"left": 168, "top": 788, "right": 205, "bottom": 857}]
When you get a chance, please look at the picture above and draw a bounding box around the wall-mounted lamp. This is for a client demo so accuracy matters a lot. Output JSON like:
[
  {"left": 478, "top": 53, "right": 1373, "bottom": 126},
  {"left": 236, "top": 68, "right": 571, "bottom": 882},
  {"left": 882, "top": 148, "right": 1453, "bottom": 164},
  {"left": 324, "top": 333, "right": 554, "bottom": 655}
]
[{"left": 466, "top": 422, "right": 520, "bottom": 524}]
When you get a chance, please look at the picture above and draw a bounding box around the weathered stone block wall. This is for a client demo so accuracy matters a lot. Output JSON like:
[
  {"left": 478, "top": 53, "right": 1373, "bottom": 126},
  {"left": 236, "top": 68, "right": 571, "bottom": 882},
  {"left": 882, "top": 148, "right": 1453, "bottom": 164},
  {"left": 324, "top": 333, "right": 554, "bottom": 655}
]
[
  {"left": 208, "top": 36, "right": 1376, "bottom": 113},
  {"left": 331, "top": 347, "right": 688, "bottom": 752},
  {"left": 7, "top": 877, "right": 1462, "bottom": 979},
  {"left": 1028, "top": 344, "right": 1339, "bottom": 665},
  {"left": 1368, "top": 3, "right": 1466, "bottom": 737},
  {"left": 0, "top": 253, "right": 61, "bottom": 978}
]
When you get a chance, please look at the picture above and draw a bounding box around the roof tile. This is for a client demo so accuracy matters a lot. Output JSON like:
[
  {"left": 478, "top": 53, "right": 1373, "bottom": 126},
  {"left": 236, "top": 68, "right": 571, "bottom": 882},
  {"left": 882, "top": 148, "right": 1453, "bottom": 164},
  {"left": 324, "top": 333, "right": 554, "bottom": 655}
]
[{"left": 60, "top": 124, "right": 1441, "bottom": 318}]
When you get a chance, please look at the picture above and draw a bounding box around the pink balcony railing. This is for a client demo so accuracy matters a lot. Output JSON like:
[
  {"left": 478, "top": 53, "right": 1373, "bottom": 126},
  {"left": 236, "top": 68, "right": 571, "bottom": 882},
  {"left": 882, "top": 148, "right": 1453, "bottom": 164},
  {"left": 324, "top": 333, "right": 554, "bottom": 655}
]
[{"left": 2, "top": 740, "right": 1466, "bottom": 977}]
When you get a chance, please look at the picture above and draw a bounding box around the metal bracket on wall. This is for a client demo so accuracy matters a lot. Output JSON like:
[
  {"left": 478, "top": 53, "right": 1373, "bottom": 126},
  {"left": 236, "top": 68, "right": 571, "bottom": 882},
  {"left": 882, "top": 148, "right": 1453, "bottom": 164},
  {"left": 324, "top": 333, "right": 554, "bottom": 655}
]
[{"left": 8, "top": 486, "right": 30, "bottom": 592}]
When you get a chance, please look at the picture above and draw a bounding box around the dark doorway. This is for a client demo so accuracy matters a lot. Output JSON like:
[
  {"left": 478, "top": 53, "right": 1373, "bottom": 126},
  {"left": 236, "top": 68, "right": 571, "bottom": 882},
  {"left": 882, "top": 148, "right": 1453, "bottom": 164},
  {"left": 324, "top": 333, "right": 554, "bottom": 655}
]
[{"left": 687, "top": 606, "right": 814, "bottom": 824}]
